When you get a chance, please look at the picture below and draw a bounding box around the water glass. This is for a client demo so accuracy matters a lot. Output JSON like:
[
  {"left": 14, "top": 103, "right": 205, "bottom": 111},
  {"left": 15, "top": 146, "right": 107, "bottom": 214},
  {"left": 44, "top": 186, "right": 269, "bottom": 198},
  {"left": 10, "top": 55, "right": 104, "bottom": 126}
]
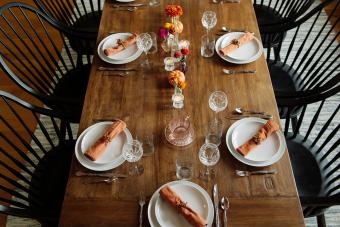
[
  {"left": 122, "top": 140, "right": 144, "bottom": 176},
  {"left": 201, "top": 34, "right": 215, "bottom": 57},
  {"left": 148, "top": 32, "right": 158, "bottom": 54},
  {"left": 202, "top": 11, "right": 217, "bottom": 35},
  {"left": 176, "top": 154, "right": 193, "bottom": 180},
  {"left": 205, "top": 119, "right": 223, "bottom": 146},
  {"left": 149, "top": 0, "right": 160, "bottom": 7},
  {"left": 198, "top": 143, "right": 220, "bottom": 182},
  {"left": 209, "top": 91, "right": 228, "bottom": 113},
  {"left": 164, "top": 57, "right": 176, "bottom": 71},
  {"left": 136, "top": 33, "right": 153, "bottom": 68},
  {"left": 136, "top": 133, "right": 154, "bottom": 157}
]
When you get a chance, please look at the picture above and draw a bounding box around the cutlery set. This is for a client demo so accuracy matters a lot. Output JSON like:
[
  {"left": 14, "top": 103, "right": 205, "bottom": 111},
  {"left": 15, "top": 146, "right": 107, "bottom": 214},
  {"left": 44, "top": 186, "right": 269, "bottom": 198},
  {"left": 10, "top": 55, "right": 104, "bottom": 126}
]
[
  {"left": 224, "top": 107, "right": 273, "bottom": 120},
  {"left": 110, "top": 2, "right": 146, "bottom": 12},
  {"left": 76, "top": 171, "right": 128, "bottom": 184},
  {"left": 99, "top": 66, "right": 137, "bottom": 77},
  {"left": 213, "top": 184, "right": 230, "bottom": 227}
]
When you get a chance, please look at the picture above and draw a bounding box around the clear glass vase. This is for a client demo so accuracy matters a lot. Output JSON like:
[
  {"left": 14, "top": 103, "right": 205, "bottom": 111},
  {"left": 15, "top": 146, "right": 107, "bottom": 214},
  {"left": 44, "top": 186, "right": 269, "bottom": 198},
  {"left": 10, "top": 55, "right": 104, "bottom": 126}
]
[
  {"left": 170, "top": 16, "right": 180, "bottom": 57},
  {"left": 172, "top": 85, "right": 184, "bottom": 109}
]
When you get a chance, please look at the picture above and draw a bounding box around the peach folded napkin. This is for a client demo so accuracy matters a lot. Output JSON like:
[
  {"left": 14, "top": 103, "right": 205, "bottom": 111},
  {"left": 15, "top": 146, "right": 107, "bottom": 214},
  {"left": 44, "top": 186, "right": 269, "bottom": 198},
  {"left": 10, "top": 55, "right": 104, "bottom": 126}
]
[
  {"left": 104, "top": 33, "right": 137, "bottom": 56},
  {"left": 84, "top": 120, "right": 126, "bottom": 161},
  {"left": 236, "top": 119, "right": 279, "bottom": 156},
  {"left": 160, "top": 186, "right": 207, "bottom": 227},
  {"left": 219, "top": 32, "right": 254, "bottom": 56}
]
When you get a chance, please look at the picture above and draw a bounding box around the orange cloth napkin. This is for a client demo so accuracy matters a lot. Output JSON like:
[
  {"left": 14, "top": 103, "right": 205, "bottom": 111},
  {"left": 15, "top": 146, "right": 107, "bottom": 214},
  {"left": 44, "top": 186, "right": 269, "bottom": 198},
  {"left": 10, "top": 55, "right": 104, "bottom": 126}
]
[
  {"left": 159, "top": 186, "right": 208, "bottom": 227},
  {"left": 236, "top": 119, "right": 279, "bottom": 156},
  {"left": 104, "top": 33, "right": 137, "bottom": 56},
  {"left": 219, "top": 32, "right": 254, "bottom": 56},
  {"left": 84, "top": 120, "right": 126, "bottom": 161}
]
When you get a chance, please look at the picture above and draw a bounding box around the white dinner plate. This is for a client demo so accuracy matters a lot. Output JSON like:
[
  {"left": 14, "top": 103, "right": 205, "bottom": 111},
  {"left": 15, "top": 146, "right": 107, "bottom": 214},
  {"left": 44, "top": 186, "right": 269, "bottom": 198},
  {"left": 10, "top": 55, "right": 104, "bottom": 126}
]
[
  {"left": 148, "top": 181, "right": 214, "bottom": 227},
  {"left": 101, "top": 33, "right": 139, "bottom": 61},
  {"left": 220, "top": 32, "right": 261, "bottom": 61},
  {"left": 231, "top": 120, "right": 280, "bottom": 162},
  {"left": 74, "top": 121, "right": 130, "bottom": 171},
  {"left": 215, "top": 33, "right": 263, "bottom": 64},
  {"left": 225, "top": 117, "right": 286, "bottom": 167},
  {"left": 97, "top": 33, "right": 142, "bottom": 64},
  {"left": 81, "top": 122, "right": 132, "bottom": 165}
]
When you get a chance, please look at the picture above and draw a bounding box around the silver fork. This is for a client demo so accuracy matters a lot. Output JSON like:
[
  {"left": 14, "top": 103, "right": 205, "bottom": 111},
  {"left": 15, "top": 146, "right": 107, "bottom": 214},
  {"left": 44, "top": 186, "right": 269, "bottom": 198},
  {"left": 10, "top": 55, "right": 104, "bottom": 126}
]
[
  {"left": 236, "top": 169, "right": 278, "bottom": 177},
  {"left": 139, "top": 191, "right": 146, "bottom": 227},
  {"left": 223, "top": 69, "right": 256, "bottom": 75},
  {"left": 86, "top": 175, "right": 128, "bottom": 184},
  {"left": 117, "top": 7, "right": 137, "bottom": 12}
]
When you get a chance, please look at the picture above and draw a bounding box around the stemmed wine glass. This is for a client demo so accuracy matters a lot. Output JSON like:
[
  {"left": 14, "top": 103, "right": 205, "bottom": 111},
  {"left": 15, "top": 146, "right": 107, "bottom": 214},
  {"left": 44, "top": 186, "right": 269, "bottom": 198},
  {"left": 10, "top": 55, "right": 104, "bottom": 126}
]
[
  {"left": 209, "top": 91, "right": 228, "bottom": 122},
  {"left": 198, "top": 143, "right": 220, "bottom": 182},
  {"left": 201, "top": 11, "right": 217, "bottom": 36},
  {"left": 136, "top": 33, "right": 153, "bottom": 68},
  {"left": 122, "top": 140, "right": 144, "bottom": 176}
]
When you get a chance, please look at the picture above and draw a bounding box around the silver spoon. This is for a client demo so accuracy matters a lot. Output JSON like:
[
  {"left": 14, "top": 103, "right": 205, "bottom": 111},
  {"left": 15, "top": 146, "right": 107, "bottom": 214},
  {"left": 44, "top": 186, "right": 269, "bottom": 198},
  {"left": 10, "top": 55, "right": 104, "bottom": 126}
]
[
  {"left": 234, "top": 107, "right": 266, "bottom": 115},
  {"left": 220, "top": 197, "right": 229, "bottom": 227}
]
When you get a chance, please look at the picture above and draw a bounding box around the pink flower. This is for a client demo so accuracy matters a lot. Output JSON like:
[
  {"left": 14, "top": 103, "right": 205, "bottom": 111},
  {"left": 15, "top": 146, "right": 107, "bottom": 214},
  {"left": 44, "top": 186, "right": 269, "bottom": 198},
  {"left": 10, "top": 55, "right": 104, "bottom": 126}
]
[{"left": 159, "top": 28, "right": 167, "bottom": 40}]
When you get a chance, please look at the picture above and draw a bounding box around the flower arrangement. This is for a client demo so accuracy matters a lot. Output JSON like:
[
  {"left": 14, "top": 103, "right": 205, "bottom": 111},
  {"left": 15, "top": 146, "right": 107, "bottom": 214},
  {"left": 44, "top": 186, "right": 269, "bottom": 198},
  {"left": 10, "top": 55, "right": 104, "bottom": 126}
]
[
  {"left": 174, "top": 48, "right": 190, "bottom": 62},
  {"left": 160, "top": 5, "right": 184, "bottom": 54},
  {"left": 168, "top": 70, "right": 187, "bottom": 90},
  {"left": 165, "top": 5, "right": 183, "bottom": 17}
]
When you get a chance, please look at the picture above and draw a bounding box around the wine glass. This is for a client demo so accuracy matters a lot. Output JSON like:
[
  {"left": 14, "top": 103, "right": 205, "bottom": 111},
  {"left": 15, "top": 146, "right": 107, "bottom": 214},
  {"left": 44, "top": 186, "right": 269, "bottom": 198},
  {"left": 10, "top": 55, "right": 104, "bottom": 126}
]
[
  {"left": 136, "top": 33, "right": 153, "bottom": 68},
  {"left": 122, "top": 140, "right": 144, "bottom": 176},
  {"left": 198, "top": 143, "right": 220, "bottom": 182},
  {"left": 209, "top": 90, "right": 228, "bottom": 121},
  {"left": 201, "top": 11, "right": 217, "bottom": 36}
]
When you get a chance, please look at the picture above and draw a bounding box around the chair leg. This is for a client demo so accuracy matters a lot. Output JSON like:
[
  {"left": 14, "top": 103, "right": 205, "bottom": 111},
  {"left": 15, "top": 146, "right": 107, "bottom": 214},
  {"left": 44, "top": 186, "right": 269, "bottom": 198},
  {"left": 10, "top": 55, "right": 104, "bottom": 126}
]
[
  {"left": 316, "top": 214, "right": 326, "bottom": 227},
  {"left": 291, "top": 116, "right": 298, "bottom": 133}
]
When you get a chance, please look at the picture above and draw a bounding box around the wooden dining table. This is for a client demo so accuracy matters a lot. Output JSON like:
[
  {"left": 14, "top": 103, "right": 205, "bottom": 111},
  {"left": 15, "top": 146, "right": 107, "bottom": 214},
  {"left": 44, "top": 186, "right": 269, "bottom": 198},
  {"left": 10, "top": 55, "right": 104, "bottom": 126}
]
[{"left": 59, "top": 0, "right": 305, "bottom": 226}]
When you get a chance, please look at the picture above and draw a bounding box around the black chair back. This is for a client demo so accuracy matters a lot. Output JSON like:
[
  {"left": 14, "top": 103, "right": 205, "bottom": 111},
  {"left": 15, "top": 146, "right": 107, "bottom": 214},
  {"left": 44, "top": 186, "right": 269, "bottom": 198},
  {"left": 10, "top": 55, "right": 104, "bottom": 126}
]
[
  {"left": 0, "top": 3, "right": 96, "bottom": 120},
  {"left": 277, "top": 78, "right": 340, "bottom": 221},
  {"left": 262, "top": 0, "right": 339, "bottom": 83},
  {"left": 0, "top": 91, "right": 76, "bottom": 225},
  {"left": 33, "top": 0, "right": 103, "bottom": 29}
]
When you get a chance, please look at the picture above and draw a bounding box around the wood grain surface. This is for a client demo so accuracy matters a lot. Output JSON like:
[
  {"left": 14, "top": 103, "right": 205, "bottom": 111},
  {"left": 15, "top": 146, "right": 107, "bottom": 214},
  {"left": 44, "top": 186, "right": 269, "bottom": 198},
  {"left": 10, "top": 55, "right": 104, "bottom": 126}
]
[{"left": 59, "top": 0, "right": 305, "bottom": 226}]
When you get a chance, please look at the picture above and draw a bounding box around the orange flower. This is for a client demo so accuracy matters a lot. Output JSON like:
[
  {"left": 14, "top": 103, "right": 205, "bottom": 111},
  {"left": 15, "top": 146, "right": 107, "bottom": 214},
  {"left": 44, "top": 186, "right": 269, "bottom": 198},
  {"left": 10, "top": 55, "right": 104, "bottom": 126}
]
[
  {"left": 165, "top": 5, "right": 183, "bottom": 17},
  {"left": 177, "top": 81, "right": 187, "bottom": 89},
  {"left": 168, "top": 70, "right": 185, "bottom": 88}
]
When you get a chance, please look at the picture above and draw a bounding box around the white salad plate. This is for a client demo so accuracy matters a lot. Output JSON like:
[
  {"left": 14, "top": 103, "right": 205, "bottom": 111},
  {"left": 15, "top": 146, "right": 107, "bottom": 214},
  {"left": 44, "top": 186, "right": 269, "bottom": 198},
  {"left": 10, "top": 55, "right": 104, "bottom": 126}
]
[
  {"left": 215, "top": 32, "right": 263, "bottom": 64},
  {"left": 225, "top": 117, "right": 286, "bottom": 167},
  {"left": 75, "top": 121, "right": 132, "bottom": 171},
  {"left": 97, "top": 33, "right": 142, "bottom": 64},
  {"left": 148, "top": 180, "right": 214, "bottom": 227},
  {"left": 81, "top": 122, "right": 132, "bottom": 165}
]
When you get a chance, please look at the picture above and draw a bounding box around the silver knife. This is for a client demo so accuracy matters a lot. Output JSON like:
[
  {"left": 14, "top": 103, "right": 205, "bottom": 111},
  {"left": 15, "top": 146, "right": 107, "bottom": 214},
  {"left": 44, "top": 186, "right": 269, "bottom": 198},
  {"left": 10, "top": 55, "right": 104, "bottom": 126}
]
[
  {"left": 111, "top": 3, "right": 146, "bottom": 8},
  {"left": 75, "top": 171, "right": 127, "bottom": 178},
  {"left": 213, "top": 184, "right": 221, "bottom": 227}
]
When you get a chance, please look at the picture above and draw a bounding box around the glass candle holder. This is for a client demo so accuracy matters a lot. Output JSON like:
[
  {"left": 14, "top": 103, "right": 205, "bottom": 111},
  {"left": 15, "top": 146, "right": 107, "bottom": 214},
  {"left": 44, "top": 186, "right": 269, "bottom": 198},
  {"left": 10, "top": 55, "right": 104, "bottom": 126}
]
[
  {"left": 164, "top": 57, "right": 176, "bottom": 71},
  {"left": 172, "top": 93, "right": 184, "bottom": 109}
]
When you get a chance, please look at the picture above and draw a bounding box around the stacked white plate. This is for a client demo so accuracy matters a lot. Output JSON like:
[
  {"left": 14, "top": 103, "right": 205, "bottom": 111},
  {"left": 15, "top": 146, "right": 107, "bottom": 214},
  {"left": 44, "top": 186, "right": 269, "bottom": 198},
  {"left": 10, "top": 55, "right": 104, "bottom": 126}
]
[
  {"left": 148, "top": 181, "right": 214, "bottom": 227},
  {"left": 97, "top": 32, "right": 142, "bottom": 64},
  {"left": 215, "top": 32, "right": 263, "bottom": 64},
  {"left": 74, "top": 121, "right": 133, "bottom": 171},
  {"left": 225, "top": 117, "right": 286, "bottom": 167}
]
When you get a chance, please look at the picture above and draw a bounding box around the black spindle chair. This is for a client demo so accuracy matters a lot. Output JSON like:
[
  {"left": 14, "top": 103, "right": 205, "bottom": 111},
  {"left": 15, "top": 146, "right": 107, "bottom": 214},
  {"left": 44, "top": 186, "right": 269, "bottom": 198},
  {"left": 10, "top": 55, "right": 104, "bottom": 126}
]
[
  {"left": 0, "top": 90, "right": 77, "bottom": 226},
  {"left": 34, "top": 0, "right": 103, "bottom": 60},
  {"left": 260, "top": 0, "right": 339, "bottom": 122},
  {"left": 277, "top": 77, "right": 340, "bottom": 227},
  {"left": 253, "top": 0, "right": 314, "bottom": 61},
  {"left": 0, "top": 3, "right": 96, "bottom": 122}
]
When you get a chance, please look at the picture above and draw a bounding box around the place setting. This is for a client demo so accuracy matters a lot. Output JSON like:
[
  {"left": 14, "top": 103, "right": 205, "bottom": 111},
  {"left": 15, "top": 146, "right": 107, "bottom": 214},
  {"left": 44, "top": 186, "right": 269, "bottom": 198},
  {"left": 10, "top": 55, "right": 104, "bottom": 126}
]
[
  {"left": 74, "top": 119, "right": 150, "bottom": 185},
  {"left": 200, "top": 10, "right": 263, "bottom": 77},
  {"left": 97, "top": 31, "right": 157, "bottom": 76}
]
